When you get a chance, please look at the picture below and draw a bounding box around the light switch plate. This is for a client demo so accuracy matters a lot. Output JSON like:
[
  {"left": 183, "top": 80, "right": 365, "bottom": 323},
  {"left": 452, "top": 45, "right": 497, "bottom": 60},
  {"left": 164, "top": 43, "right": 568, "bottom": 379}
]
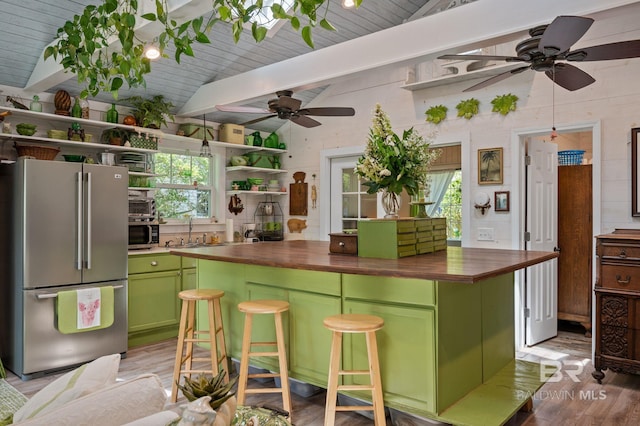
[{"left": 478, "top": 227, "right": 494, "bottom": 241}]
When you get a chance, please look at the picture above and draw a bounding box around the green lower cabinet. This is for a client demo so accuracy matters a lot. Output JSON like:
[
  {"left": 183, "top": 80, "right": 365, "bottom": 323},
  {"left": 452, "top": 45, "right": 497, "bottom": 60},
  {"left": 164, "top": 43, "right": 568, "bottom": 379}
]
[
  {"left": 128, "top": 269, "right": 181, "bottom": 347},
  {"left": 287, "top": 290, "right": 340, "bottom": 387},
  {"left": 342, "top": 299, "right": 436, "bottom": 416},
  {"left": 182, "top": 267, "right": 197, "bottom": 290}
]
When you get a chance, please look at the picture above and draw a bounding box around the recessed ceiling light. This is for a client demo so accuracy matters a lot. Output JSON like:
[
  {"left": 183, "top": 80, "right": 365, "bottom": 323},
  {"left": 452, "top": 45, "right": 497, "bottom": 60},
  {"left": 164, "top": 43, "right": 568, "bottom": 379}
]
[
  {"left": 342, "top": 0, "right": 356, "bottom": 8},
  {"left": 144, "top": 44, "right": 160, "bottom": 60}
]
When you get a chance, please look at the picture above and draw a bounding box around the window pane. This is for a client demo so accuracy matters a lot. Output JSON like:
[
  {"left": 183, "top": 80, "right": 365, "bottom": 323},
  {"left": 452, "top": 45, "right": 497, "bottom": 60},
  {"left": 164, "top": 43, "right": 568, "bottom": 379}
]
[
  {"left": 155, "top": 153, "right": 171, "bottom": 184},
  {"left": 173, "top": 155, "right": 196, "bottom": 185},
  {"left": 155, "top": 188, "right": 210, "bottom": 219},
  {"left": 342, "top": 168, "right": 359, "bottom": 192},
  {"left": 361, "top": 193, "right": 377, "bottom": 219},
  {"left": 342, "top": 194, "right": 359, "bottom": 218}
]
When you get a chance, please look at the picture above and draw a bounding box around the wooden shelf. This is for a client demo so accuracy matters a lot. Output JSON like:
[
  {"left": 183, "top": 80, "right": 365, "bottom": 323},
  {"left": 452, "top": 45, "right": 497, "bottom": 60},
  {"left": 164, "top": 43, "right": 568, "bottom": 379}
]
[
  {"left": 0, "top": 133, "right": 157, "bottom": 153},
  {"left": 226, "top": 166, "right": 287, "bottom": 174},
  {"left": 161, "top": 132, "right": 286, "bottom": 153},
  {"left": 226, "top": 190, "right": 286, "bottom": 196},
  {"left": 401, "top": 63, "right": 523, "bottom": 91}
]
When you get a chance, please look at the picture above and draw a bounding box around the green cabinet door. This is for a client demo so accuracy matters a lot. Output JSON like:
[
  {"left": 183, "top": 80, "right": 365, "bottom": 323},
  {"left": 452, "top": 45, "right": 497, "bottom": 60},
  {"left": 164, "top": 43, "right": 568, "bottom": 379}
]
[
  {"left": 128, "top": 269, "right": 181, "bottom": 347},
  {"left": 342, "top": 299, "right": 436, "bottom": 416},
  {"left": 182, "top": 267, "right": 197, "bottom": 290},
  {"left": 288, "top": 290, "right": 341, "bottom": 387}
]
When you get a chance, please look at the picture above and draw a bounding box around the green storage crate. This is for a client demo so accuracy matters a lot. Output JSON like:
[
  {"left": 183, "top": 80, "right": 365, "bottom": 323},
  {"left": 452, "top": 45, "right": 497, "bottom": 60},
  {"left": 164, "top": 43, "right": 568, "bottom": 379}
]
[
  {"left": 178, "top": 122, "right": 215, "bottom": 140},
  {"left": 357, "top": 219, "right": 418, "bottom": 259}
]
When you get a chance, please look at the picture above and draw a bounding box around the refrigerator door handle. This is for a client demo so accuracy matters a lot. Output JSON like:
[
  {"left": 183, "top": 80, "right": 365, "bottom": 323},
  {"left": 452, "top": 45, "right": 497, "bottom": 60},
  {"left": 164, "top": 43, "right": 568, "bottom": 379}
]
[
  {"left": 86, "top": 171, "right": 92, "bottom": 270},
  {"left": 76, "top": 171, "right": 83, "bottom": 270},
  {"left": 36, "top": 284, "right": 125, "bottom": 299}
]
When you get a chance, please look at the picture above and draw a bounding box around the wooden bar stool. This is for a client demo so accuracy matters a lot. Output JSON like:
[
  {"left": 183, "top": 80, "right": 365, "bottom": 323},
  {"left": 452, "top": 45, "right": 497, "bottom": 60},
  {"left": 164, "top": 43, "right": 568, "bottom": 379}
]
[
  {"left": 237, "top": 299, "right": 292, "bottom": 421},
  {"left": 171, "top": 289, "right": 229, "bottom": 403},
  {"left": 323, "top": 314, "right": 385, "bottom": 426}
]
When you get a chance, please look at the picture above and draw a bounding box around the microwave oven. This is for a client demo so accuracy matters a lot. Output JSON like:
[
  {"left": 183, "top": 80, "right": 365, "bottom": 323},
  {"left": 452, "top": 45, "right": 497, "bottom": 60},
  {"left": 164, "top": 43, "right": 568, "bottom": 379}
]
[{"left": 128, "top": 223, "right": 159, "bottom": 249}]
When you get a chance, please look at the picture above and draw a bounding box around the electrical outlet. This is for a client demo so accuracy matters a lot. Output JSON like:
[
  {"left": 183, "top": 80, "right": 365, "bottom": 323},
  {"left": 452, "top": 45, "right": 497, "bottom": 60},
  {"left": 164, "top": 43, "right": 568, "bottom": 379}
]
[{"left": 478, "top": 227, "right": 494, "bottom": 241}]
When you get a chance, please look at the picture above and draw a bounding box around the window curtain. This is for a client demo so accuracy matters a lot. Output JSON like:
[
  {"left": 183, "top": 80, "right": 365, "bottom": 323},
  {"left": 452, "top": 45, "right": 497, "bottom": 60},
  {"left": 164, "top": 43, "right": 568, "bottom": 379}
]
[{"left": 426, "top": 170, "right": 456, "bottom": 217}]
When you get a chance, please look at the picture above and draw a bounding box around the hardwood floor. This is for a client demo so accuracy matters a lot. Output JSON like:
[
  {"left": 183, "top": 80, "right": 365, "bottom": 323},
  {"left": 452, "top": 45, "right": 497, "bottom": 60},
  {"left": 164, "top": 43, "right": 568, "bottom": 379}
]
[{"left": 6, "top": 325, "right": 640, "bottom": 425}]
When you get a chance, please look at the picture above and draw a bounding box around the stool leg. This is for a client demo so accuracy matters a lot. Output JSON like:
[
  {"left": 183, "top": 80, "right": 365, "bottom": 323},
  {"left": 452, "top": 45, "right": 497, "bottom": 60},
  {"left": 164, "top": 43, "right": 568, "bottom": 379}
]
[
  {"left": 324, "top": 330, "right": 342, "bottom": 426},
  {"left": 213, "top": 298, "right": 229, "bottom": 383},
  {"left": 274, "top": 311, "right": 292, "bottom": 420},
  {"left": 206, "top": 299, "right": 220, "bottom": 379},
  {"left": 366, "top": 330, "right": 385, "bottom": 426},
  {"left": 171, "top": 299, "right": 190, "bottom": 402},
  {"left": 183, "top": 300, "right": 196, "bottom": 380},
  {"left": 237, "top": 312, "right": 253, "bottom": 406}
]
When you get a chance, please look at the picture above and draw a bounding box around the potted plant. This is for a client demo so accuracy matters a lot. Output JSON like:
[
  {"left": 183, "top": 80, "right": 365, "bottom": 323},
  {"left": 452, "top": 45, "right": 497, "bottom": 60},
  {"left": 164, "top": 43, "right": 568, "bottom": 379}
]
[
  {"left": 177, "top": 370, "right": 238, "bottom": 425},
  {"left": 124, "top": 95, "right": 175, "bottom": 129},
  {"left": 101, "top": 128, "right": 129, "bottom": 146}
]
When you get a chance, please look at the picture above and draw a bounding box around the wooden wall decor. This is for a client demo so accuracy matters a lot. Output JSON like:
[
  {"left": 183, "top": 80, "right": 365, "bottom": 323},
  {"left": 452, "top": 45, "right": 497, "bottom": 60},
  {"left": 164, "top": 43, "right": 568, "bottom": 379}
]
[{"left": 289, "top": 171, "right": 308, "bottom": 216}]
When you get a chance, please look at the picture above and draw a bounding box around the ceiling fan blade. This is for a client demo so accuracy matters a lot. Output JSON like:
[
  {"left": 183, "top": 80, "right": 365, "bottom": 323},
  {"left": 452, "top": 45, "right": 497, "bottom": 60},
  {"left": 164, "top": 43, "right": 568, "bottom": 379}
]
[
  {"left": 298, "top": 107, "right": 355, "bottom": 117},
  {"left": 546, "top": 63, "right": 595, "bottom": 91},
  {"left": 240, "top": 114, "right": 278, "bottom": 126},
  {"left": 438, "top": 54, "right": 524, "bottom": 62},
  {"left": 566, "top": 39, "right": 640, "bottom": 61},
  {"left": 275, "top": 95, "right": 302, "bottom": 111},
  {"left": 290, "top": 115, "right": 321, "bottom": 128},
  {"left": 463, "top": 65, "right": 530, "bottom": 92},
  {"left": 215, "top": 105, "right": 270, "bottom": 114},
  {"left": 539, "top": 16, "right": 593, "bottom": 56}
]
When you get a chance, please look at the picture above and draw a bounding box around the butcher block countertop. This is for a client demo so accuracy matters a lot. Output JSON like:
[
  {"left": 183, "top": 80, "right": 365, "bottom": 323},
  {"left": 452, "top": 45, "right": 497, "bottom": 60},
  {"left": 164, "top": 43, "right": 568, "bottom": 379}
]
[{"left": 171, "top": 240, "right": 558, "bottom": 283}]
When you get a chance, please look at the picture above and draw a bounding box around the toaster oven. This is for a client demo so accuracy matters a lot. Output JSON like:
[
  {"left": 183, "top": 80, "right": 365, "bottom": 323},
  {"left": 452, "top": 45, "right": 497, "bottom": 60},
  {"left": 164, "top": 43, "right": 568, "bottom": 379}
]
[{"left": 128, "top": 198, "right": 156, "bottom": 221}]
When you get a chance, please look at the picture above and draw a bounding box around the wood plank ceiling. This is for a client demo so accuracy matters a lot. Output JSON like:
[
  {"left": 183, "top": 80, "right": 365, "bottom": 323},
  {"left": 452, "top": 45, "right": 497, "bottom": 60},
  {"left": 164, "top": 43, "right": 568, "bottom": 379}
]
[{"left": 0, "top": 0, "right": 475, "bottom": 132}]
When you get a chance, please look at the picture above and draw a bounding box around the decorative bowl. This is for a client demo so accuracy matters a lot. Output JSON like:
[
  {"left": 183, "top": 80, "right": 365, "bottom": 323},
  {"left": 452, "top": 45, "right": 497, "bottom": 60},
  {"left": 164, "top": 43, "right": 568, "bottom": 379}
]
[
  {"left": 16, "top": 123, "right": 37, "bottom": 136},
  {"left": 63, "top": 155, "right": 86, "bottom": 163},
  {"left": 246, "top": 177, "right": 264, "bottom": 186}
]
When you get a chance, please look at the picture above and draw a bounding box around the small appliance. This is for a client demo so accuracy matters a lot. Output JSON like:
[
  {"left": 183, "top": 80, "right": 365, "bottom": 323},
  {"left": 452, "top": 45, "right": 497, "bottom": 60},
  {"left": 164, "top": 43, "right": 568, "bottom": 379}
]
[
  {"left": 128, "top": 223, "right": 160, "bottom": 249},
  {"left": 243, "top": 223, "right": 258, "bottom": 243}
]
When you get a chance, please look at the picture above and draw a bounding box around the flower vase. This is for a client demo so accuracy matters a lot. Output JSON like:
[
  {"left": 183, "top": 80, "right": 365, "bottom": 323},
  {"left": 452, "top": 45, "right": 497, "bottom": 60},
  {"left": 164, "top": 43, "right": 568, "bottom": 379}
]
[{"left": 381, "top": 189, "right": 401, "bottom": 219}]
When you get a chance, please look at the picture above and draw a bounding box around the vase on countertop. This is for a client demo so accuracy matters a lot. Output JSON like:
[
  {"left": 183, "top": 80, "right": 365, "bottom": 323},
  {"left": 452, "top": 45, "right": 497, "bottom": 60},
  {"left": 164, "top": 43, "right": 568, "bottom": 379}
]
[{"left": 381, "top": 188, "right": 401, "bottom": 219}]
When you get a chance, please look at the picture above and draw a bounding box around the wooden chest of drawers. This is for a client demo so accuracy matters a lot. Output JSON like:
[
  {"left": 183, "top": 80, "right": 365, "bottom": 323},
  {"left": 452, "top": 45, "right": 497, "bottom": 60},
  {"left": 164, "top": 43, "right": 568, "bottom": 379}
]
[{"left": 593, "top": 229, "right": 640, "bottom": 383}]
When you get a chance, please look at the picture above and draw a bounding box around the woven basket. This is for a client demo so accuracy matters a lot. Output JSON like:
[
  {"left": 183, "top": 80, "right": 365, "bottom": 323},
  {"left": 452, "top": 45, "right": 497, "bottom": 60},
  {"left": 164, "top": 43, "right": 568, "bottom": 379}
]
[{"left": 14, "top": 143, "right": 60, "bottom": 160}]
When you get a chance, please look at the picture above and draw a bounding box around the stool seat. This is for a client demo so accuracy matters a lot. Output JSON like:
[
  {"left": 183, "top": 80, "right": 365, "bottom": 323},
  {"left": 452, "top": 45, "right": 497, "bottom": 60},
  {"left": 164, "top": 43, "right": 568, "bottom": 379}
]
[
  {"left": 323, "top": 314, "right": 384, "bottom": 333},
  {"left": 179, "top": 289, "right": 224, "bottom": 301},
  {"left": 238, "top": 299, "right": 289, "bottom": 314},
  {"left": 171, "top": 288, "right": 229, "bottom": 403}
]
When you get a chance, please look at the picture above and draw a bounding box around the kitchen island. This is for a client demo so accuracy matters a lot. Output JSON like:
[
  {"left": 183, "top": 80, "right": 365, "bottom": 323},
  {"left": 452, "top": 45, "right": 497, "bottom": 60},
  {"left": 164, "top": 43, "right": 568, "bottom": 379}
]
[{"left": 172, "top": 240, "right": 557, "bottom": 425}]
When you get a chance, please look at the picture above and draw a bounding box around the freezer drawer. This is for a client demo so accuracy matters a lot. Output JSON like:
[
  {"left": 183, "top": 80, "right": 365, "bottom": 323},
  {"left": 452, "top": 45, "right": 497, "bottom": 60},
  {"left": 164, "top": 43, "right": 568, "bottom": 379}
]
[{"left": 9, "top": 281, "right": 128, "bottom": 379}]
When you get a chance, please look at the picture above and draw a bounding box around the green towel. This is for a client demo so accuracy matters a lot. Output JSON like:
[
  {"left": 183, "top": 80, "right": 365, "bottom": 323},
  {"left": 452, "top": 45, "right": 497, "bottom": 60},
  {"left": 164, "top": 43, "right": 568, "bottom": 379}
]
[{"left": 57, "top": 286, "right": 114, "bottom": 334}]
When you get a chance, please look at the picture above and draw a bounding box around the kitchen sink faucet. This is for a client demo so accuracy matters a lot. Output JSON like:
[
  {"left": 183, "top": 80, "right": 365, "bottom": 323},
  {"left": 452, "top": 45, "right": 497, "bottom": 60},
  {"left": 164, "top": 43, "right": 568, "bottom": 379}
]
[{"left": 188, "top": 217, "right": 193, "bottom": 244}]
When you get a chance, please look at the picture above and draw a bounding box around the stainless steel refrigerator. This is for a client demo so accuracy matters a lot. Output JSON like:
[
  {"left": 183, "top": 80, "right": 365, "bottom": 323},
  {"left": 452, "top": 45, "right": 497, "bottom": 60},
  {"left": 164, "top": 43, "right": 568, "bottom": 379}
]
[{"left": 0, "top": 158, "right": 129, "bottom": 379}]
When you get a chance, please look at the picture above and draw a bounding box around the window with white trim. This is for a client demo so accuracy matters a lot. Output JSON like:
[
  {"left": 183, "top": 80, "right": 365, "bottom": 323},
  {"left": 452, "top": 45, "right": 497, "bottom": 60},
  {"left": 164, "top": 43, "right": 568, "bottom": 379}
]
[{"left": 154, "top": 150, "right": 215, "bottom": 220}]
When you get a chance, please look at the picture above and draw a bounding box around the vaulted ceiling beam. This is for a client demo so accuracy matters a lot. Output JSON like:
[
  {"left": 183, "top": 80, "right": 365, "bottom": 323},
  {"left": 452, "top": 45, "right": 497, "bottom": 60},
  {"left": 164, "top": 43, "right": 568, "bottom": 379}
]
[
  {"left": 180, "top": 0, "right": 639, "bottom": 117},
  {"left": 24, "top": 0, "right": 212, "bottom": 93}
]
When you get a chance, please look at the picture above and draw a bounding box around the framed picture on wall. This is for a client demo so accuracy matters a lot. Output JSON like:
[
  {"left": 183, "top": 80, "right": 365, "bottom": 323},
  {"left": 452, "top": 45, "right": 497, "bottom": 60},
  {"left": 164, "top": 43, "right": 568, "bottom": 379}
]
[
  {"left": 478, "top": 147, "right": 503, "bottom": 185},
  {"left": 495, "top": 191, "right": 510, "bottom": 212},
  {"left": 632, "top": 128, "right": 640, "bottom": 216}
]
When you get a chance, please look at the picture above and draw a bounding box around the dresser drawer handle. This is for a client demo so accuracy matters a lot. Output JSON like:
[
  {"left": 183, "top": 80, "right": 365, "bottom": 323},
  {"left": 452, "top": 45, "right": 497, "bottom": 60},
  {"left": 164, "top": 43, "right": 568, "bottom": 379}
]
[
  {"left": 150, "top": 261, "right": 158, "bottom": 266},
  {"left": 616, "top": 274, "right": 631, "bottom": 285},
  {"left": 618, "top": 249, "right": 627, "bottom": 259}
]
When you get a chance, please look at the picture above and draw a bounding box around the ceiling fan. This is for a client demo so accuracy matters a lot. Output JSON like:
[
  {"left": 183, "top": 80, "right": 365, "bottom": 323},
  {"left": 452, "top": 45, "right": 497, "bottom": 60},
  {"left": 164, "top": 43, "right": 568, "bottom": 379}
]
[
  {"left": 215, "top": 90, "right": 355, "bottom": 128},
  {"left": 438, "top": 15, "right": 640, "bottom": 92}
]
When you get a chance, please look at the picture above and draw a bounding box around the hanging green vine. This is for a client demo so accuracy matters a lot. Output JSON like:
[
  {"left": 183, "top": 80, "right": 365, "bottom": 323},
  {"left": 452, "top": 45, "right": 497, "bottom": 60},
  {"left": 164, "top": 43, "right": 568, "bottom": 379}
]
[
  {"left": 491, "top": 93, "right": 519, "bottom": 116},
  {"left": 425, "top": 105, "right": 448, "bottom": 124},
  {"left": 44, "top": 0, "right": 363, "bottom": 99},
  {"left": 456, "top": 98, "right": 480, "bottom": 119}
]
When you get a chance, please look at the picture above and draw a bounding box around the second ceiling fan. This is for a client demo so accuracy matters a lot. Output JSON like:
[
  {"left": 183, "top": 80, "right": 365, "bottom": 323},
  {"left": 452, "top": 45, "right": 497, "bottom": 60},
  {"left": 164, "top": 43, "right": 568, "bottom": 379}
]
[
  {"left": 215, "top": 90, "right": 355, "bottom": 128},
  {"left": 438, "top": 15, "right": 640, "bottom": 92}
]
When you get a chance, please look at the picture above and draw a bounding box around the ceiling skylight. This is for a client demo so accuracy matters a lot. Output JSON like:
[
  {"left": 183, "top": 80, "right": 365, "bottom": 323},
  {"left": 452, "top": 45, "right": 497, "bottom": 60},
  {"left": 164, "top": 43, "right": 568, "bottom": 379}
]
[{"left": 247, "top": 0, "right": 295, "bottom": 30}]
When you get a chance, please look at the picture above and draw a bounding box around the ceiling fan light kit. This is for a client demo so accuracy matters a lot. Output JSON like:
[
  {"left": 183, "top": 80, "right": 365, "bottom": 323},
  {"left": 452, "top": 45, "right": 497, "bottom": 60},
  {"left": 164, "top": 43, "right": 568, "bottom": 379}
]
[{"left": 438, "top": 15, "right": 640, "bottom": 92}]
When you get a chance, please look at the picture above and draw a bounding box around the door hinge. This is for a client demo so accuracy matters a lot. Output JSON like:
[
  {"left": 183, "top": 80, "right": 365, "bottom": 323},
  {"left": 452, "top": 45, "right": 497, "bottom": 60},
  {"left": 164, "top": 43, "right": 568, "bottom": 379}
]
[
  {"left": 524, "top": 155, "right": 531, "bottom": 166},
  {"left": 524, "top": 307, "right": 530, "bottom": 318},
  {"left": 524, "top": 231, "right": 531, "bottom": 242}
]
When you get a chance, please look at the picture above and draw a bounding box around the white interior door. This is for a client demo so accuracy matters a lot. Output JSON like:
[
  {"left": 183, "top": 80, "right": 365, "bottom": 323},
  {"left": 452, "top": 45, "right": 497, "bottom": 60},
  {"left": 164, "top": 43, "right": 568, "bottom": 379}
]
[{"left": 526, "top": 138, "right": 558, "bottom": 346}]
